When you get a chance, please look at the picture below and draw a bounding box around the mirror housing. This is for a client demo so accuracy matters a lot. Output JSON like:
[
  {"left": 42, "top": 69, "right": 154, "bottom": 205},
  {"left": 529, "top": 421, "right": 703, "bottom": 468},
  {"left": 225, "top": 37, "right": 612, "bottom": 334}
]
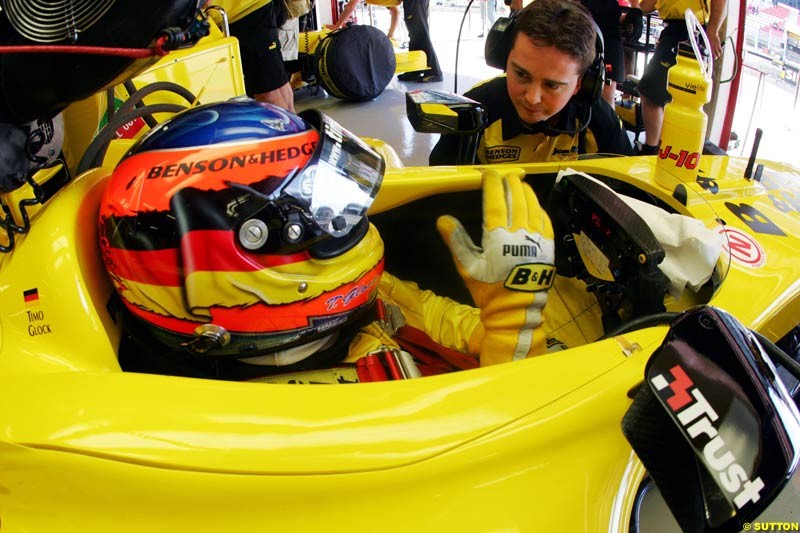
[
  {"left": 405, "top": 90, "right": 487, "bottom": 135},
  {"left": 622, "top": 306, "right": 800, "bottom": 532}
]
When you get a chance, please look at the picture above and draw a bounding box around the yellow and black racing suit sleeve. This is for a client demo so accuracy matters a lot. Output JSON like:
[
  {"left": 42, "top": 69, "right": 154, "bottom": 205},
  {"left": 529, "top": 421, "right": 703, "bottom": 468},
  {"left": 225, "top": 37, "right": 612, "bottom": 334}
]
[{"left": 346, "top": 273, "right": 607, "bottom": 363}]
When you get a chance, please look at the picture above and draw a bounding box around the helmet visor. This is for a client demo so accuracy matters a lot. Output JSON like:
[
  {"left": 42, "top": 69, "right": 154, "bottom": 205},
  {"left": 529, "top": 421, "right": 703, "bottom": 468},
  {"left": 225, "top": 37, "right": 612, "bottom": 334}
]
[{"left": 282, "top": 110, "right": 385, "bottom": 238}]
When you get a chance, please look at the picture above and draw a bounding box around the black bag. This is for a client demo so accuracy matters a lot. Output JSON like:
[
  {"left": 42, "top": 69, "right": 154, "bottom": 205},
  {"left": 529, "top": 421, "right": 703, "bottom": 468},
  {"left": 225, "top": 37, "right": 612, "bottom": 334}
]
[{"left": 313, "top": 25, "right": 396, "bottom": 102}]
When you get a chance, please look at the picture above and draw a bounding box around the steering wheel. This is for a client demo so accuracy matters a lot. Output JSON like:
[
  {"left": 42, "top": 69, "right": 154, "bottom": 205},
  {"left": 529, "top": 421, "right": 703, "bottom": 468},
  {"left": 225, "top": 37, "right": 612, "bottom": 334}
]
[{"left": 545, "top": 172, "right": 668, "bottom": 334}]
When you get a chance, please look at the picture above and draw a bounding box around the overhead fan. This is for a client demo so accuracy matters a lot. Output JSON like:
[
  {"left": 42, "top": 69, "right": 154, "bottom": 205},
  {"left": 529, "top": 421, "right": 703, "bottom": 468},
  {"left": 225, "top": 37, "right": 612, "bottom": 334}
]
[
  {"left": 2, "top": 0, "right": 116, "bottom": 43},
  {"left": 0, "top": 0, "right": 203, "bottom": 123}
]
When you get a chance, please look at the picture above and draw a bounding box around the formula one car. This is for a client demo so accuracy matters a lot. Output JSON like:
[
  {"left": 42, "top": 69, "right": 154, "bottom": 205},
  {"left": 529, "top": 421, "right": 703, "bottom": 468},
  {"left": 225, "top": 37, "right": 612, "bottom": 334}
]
[{"left": 0, "top": 2, "right": 798, "bottom": 532}]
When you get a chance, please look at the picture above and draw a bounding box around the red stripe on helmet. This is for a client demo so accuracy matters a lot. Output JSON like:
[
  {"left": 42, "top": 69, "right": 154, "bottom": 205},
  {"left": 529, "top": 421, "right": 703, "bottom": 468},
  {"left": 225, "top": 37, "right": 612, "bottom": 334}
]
[
  {"left": 181, "top": 229, "right": 310, "bottom": 274},
  {"left": 104, "top": 246, "right": 183, "bottom": 287},
  {"left": 103, "top": 230, "right": 311, "bottom": 286}
]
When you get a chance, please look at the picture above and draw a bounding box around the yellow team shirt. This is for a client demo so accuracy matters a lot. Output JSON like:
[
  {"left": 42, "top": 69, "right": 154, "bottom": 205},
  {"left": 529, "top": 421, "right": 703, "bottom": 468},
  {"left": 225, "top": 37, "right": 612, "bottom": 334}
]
[
  {"left": 429, "top": 76, "right": 633, "bottom": 166},
  {"left": 656, "top": 0, "right": 710, "bottom": 22}
]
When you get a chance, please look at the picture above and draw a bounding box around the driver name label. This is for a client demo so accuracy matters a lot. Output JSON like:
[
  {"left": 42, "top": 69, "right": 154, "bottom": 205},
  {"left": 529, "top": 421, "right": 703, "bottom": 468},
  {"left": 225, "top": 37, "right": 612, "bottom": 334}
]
[
  {"left": 26, "top": 309, "right": 53, "bottom": 337},
  {"left": 23, "top": 288, "right": 54, "bottom": 336},
  {"left": 504, "top": 264, "right": 555, "bottom": 292}
]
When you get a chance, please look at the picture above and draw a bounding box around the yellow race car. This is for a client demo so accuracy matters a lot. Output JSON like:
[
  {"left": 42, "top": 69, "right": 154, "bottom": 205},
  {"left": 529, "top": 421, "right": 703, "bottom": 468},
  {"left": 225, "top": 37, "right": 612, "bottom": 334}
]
[{"left": 0, "top": 3, "right": 798, "bottom": 532}]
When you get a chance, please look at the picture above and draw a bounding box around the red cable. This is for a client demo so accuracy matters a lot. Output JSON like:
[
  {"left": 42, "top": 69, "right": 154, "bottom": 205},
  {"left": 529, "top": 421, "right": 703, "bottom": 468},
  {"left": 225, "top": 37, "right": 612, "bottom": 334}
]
[
  {"left": 0, "top": 43, "right": 166, "bottom": 58},
  {"left": 154, "top": 35, "right": 170, "bottom": 56}
]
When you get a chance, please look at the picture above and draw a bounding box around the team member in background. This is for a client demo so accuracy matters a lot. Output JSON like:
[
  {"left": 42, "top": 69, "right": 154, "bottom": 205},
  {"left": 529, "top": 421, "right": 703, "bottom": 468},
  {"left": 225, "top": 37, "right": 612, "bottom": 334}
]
[
  {"left": 580, "top": 0, "right": 625, "bottom": 107},
  {"left": 327, "top": 0, "right": 402, "bottom": 42},
  {"left": 217, "top": 0, "right": 295, "bottom": 112},
  {"left": 631, "top": 0, "right": 727, "bottom": 154},
  {"left": 397, "top": 0, "right": 444, "bottom": 83},
  {"left": 430, "top": 0, "right": 632, "bottom": 165}
]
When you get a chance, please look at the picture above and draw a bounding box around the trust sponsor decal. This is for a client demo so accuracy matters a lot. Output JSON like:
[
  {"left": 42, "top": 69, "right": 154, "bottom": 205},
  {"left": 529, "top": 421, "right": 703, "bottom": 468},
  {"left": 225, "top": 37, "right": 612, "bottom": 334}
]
[{"left": 650, "top": 364, "right": 765, "bottom": 510}]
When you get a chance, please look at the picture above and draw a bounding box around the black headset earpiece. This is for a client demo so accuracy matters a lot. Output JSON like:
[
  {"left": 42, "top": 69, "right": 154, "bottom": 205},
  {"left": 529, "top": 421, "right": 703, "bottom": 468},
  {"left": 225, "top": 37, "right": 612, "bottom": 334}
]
[
  {"left": 484, "top": 16, "right": 517, "bottom": 71},
  {"left": 577, "top": 18, "right": 605, "bottom": 108},
  {"left": 484, "top": 14, "right": 605, "bottom": 108}
]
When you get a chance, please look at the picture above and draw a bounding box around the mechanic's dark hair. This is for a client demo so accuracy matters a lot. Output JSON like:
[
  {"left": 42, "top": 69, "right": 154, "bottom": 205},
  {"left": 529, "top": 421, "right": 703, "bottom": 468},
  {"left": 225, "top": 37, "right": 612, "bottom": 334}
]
[{"left": 514, "top": 0, "right": 597, "bottom": 73}]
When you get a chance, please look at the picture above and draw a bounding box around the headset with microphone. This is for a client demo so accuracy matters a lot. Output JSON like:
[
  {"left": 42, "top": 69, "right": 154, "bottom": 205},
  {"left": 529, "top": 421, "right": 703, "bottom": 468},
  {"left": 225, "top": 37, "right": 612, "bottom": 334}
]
[{"left": 484, "top": 10, "right": 606, "bottom": 133}]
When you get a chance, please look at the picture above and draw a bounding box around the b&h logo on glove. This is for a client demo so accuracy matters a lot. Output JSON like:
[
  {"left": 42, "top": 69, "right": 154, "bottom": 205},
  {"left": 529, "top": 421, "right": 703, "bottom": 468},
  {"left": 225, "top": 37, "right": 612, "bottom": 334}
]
[{"left": 504, "top": 263, "right": 555, "bottom": 292}]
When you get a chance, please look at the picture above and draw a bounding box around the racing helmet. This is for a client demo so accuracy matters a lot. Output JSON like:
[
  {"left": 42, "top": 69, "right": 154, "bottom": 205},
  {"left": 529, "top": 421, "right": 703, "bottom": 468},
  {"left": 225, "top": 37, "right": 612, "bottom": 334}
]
[{"left": 99, "top": 98, "right": 386, "bottom": 359}]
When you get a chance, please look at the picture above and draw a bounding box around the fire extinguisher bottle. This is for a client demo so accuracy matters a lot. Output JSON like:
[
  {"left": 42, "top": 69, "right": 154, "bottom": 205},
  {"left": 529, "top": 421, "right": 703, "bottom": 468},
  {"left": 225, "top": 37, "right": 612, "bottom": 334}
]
[{"left": 655, "top": 41, "right": 711, "bottom": 190}]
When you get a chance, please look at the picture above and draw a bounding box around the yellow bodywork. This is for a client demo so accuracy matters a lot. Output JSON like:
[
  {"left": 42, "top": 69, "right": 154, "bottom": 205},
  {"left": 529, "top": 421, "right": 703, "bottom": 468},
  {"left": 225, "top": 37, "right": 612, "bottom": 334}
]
[
  {"left": 1, "top": 9, "right": 800, "bottom": 530},
  {"left": 1, "top": 151, "right": 800, "bottom": 531}
]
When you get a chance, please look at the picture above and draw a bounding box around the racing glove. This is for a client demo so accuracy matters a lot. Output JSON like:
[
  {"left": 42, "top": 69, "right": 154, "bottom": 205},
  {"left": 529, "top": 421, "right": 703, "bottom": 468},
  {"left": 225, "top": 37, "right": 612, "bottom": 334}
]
[{"left": 436, "top": 171, "right": 555, "bottom": 366}]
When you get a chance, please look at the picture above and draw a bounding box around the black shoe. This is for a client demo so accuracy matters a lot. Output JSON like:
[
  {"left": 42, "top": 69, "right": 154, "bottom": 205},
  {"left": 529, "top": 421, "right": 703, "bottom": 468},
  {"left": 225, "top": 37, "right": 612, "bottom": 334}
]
[
  {"left": 398, "top": 71, "right": 424, "bottom": 82},
  {"left": 477, "top": 33, "right": 485, "bottom": 38}
]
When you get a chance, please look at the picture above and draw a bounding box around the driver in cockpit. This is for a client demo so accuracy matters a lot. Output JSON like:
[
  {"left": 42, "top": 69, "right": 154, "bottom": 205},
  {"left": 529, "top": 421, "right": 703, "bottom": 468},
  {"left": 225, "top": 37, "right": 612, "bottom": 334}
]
[{"left": 100, "top": 98, "right": 591, "bottom": 382}]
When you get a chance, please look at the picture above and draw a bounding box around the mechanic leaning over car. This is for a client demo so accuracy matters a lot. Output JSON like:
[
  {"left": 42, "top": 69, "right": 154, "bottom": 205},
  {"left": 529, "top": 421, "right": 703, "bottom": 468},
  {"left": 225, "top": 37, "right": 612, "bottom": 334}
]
[
  {"left": 99, "top": 98, "right": 601, "bottom": 381},
  {"left": 429, "top": 0, "right": 632, "bottom": 166}
]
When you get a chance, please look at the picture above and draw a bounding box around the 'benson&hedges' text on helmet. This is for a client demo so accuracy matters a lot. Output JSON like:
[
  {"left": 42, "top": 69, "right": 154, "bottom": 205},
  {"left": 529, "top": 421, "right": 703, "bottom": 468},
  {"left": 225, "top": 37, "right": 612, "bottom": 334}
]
[{"left": 99, "top": 98, "right": 385, "bottom": 359}]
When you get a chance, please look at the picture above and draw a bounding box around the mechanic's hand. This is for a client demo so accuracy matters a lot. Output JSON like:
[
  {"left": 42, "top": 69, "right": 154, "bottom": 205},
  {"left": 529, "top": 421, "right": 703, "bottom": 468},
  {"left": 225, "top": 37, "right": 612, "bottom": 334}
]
[
  {"left": 436, "top": 171, "right": 555, "bottom": 366},
  {"left": 708, "top": 31, "right": 723, "bottom": 60}
]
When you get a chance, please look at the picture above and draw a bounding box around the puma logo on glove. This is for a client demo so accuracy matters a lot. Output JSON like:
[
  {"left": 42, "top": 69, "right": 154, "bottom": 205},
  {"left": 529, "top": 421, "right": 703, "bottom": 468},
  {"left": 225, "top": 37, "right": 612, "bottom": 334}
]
[
  {"left": 502, "top": 241, "right": 542, "bottom": 257},
  {"left": 437, "top": 170, "right": 556, "bottom": 365}
]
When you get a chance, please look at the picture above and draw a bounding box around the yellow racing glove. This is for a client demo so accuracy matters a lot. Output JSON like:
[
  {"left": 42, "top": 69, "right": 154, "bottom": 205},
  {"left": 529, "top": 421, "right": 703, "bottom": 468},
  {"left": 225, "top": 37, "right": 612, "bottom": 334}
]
[{"left": 436, "top": 171, "right": 555, "bottom": 366}]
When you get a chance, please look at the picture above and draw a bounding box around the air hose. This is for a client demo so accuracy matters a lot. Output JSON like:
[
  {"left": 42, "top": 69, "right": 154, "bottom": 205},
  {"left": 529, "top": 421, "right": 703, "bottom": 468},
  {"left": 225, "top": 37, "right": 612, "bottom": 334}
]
[
  {"left": 77, "top": 81, "right": 199, "bottom": 174},
  {"left": 78, "top": 103, "right": 182, "bottom": 174}
]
